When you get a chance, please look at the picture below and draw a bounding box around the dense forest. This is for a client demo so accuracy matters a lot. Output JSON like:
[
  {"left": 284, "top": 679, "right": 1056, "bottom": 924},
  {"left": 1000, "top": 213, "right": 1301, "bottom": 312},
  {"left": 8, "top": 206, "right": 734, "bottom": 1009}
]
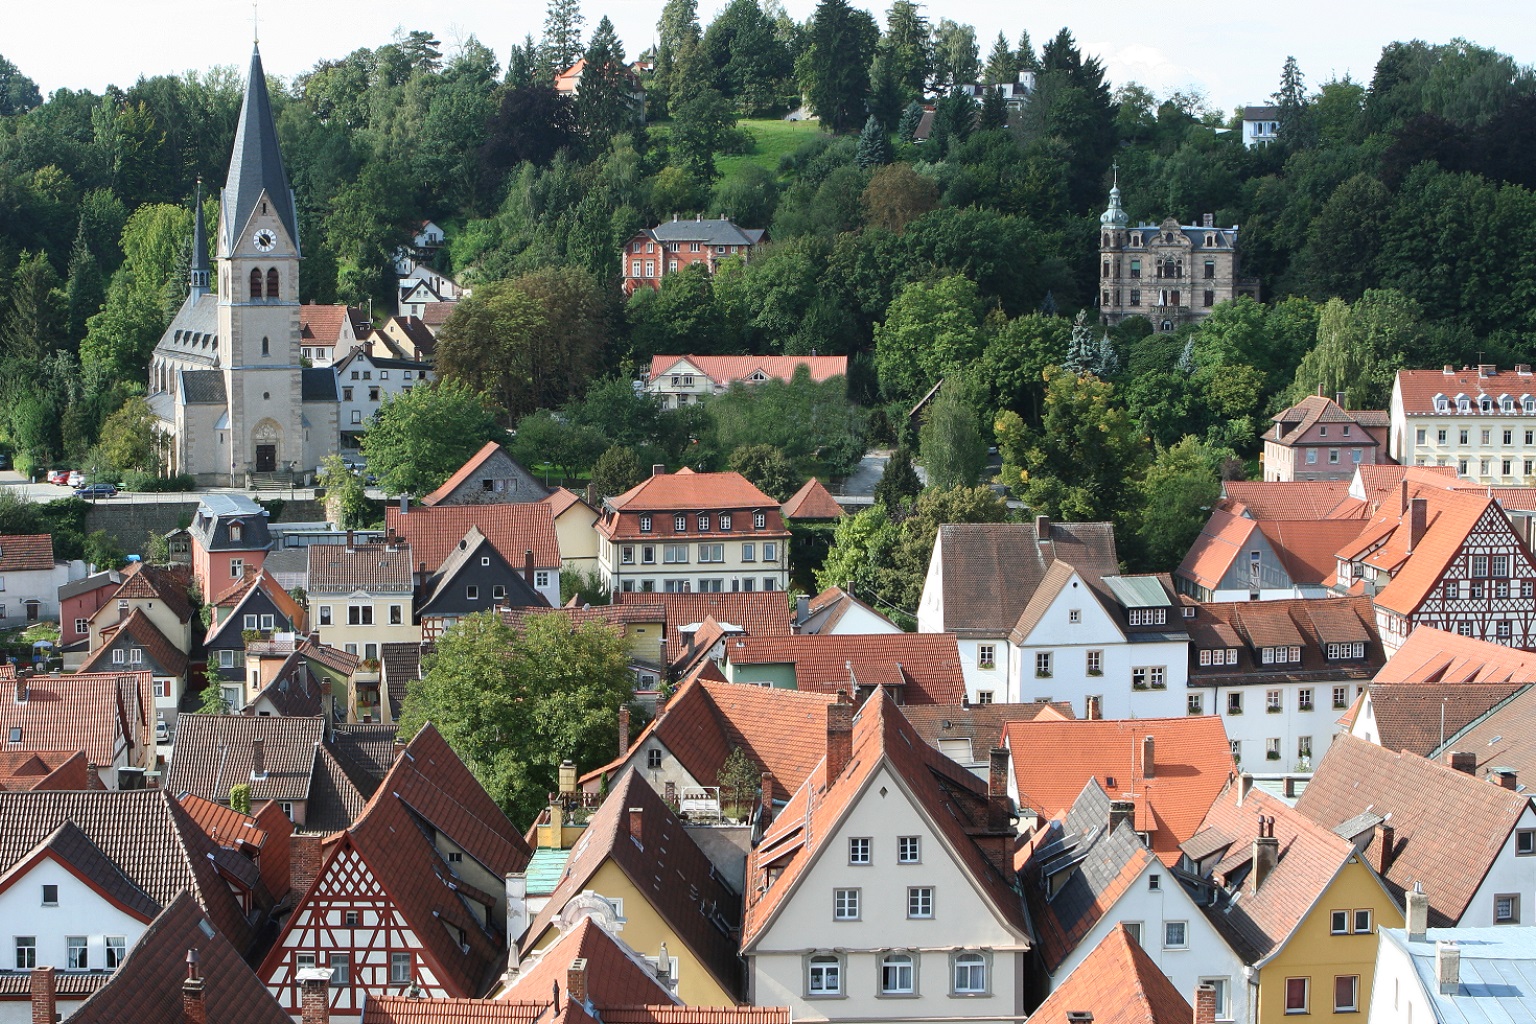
[{"left": 1, "top": 0, "right": 1535, "bottom": 600}]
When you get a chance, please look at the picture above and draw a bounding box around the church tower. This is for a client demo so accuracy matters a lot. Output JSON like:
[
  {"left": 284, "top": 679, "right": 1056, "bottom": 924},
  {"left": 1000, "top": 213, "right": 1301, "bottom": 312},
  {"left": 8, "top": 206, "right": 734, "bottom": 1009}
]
[{"left": 217, "top": 44, "right": 304, "bottom": 483}]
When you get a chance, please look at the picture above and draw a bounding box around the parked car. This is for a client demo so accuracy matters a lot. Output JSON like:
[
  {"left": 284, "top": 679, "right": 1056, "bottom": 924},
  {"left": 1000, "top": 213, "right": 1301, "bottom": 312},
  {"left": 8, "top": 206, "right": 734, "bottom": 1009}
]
[
  {"left": 67, "top": 470, "right": 84, "bottom": 488},
  {"left": 73, "top": 483, "right": 118, "bottom": 499}
]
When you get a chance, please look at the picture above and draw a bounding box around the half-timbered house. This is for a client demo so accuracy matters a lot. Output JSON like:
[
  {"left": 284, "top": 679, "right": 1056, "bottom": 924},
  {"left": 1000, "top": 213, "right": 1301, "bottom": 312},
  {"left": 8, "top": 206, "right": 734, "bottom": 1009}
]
[{"left": 259, "top": 723, "right": 531, "bottom": 1018}]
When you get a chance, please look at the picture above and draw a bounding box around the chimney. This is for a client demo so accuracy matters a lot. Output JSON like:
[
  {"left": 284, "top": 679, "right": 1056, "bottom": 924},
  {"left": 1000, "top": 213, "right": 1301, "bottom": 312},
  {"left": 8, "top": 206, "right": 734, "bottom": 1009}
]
[
  {"left": 617, "top": 706, "right": 631, "bottom": 758},
  {"left": 1035, "top": 514, "right": 1050, "bottom": 542},
  {"left": 1494, "top": 767, "right": 1519, "bottom": 790},
  {"left": 1407, "top": 498, "right": 1427, "bottom": 554},
  {"left": 1194, "top": 984, "right": 1217, "bottom": 1024},
  {"left": 558, "top": 760, "right": 577, "bottom": 797},
  {"left": 1085, "top": 695, "right": 1101, "bottom": 721},
  {"left": 1250, "top": 815, "right": 1278, "bottom": 895},
  {"left": 505, "top": 872, "right": 528, "bottom": 972},
  {"left": 30, "top": 965, "right": 55, "bottom": 1024},
  {"left": 651, "top": 464, "right": 666, "bottom": 477},
  {"left": 1446, "top": 751, "right": 1477, "bottom": 775},
  {"left": 1407, "top": 881, "right": 1429, "bottom": 941},
  {"left": 987, "top": 748, "right": 1011, "bottom": 831},
  {"left": 250, "top": 737, "right": 266, "bottom": 779},
  {"left": 290, "top": 834, "right": 322, "bottom": 896},
  {"left": 524, "top": 550, "right": 536, "bottom": 589},
  {"left": 1373, "top": 822, "right": 1394, "bottom": 875},
  {"left": 826, "top": 701, "right": 854, "bottom": 781},
  {"left": 182, "top": 950, "right": 205, "bottom": 1024},
  {"left": 1141, "top": 736, "right": 1156, "bottom": 780},
  {"left": 628, "top": 807, "right": 644, "bottom": 847},
  {"left": 1108, "top": 799, "right": 1135, "bottom": 834},
  {"left": 567, "top": 959, "right": 590, "bottom": 1005},
  {"left": 1436, "top": 941, "right": 1460, "bottom": 994},
  {"left": 297, "top": 967, "right": 332, "bottom": 1024}
]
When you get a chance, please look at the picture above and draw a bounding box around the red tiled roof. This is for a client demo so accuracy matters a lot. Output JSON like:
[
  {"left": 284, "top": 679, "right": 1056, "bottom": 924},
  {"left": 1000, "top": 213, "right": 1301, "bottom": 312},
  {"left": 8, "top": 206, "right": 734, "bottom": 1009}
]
[
  {"left": 422, "top": 442, "right": 509, "bottom": 506},
  {"left": 725, "top": 633, "right": 965, "bottom": 704},
  {"left": 1221, "top": 480, "right": 1358, "bottom": 519},
  {"left": 388, "top": 503, "right": 560, "bottom": 573},
  {"left": 1029, "top": 924, "right": 1194, "bottom": 1024},
  {"left": 648, "top": 355, "right": 847, "bottom": 388},
  {"left": 0, "top": 534, "right": 53, "bottom": 571},
  {"left": 1395, "top": 366, "right": 1536, "bottom": 415},
  {"left": 1296, "top": 734, "right": 1529, "bottom": 926},
  {"left": 607, "top": 470, "right": 780, "bottom": 514},
  {"left": 1004, "top": 716, "right": 1234, "bottom": 867},
  {"left": 741, "top": 690, "right": 1028, "bottom": 948},
  {"left": 0, "top": 671, "right": 154, "bottom": 766},
  {"left": 506, "top": 917, "right": 677, "bottom": 1008},
  {"left": 780, "top": 478, "right": 843, "bottom": 519}
]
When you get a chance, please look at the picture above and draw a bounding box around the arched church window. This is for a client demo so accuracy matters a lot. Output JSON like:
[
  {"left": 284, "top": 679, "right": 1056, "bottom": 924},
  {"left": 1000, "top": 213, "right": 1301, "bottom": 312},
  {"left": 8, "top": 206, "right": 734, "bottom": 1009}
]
[
  {"left": 249, "top": 269, "right": 263, "bottom": 299},
  {"left": 267, "top": 268, "right": 279, "bottom": 298},
  {"left": 261, "top": 337, "right": 270, "bottom": 356}
]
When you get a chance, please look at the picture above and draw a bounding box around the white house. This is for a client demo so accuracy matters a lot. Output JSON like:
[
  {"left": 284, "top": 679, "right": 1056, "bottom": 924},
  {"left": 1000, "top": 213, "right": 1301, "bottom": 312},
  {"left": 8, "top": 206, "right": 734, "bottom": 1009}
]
[
  {"left": 741, "top": 691, "right": 1031, "bottom": 1023},
  {"left": 0, "top": 535, "right": 86, "bottom": 627}
]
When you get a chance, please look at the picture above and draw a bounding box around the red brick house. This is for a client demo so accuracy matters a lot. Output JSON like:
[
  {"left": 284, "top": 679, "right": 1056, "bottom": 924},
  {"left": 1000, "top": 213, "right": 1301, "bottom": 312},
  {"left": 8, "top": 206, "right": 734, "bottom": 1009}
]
[{"left": 622, "top": 217, "right": 765, "bottom": 295}]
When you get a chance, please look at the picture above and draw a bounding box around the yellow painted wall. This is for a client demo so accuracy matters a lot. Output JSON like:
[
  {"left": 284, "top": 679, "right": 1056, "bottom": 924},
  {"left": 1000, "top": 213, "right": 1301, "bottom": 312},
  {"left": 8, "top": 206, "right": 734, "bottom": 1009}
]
[
  {"left": 533, "top": 858, "right": 737, "bottom": 1006},
  {"left": 1256, "top": 856, "right": 1403, "bottom": 1022}
]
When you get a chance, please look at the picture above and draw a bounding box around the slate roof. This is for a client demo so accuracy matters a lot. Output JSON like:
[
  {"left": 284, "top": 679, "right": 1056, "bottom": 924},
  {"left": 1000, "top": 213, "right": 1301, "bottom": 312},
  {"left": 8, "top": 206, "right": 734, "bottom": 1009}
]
[
  {"left": 0, "top": 534, "right": 53, "bottom": 571},
  {"left": 420, "top": 441, "right": 546, "bottom": 507},
  {"left": 578, "top": 674, "right": 837, "bottom": 803},
  {"left": 741, "top": 689, "right": 1028, "bottom": 949},
  {"left": 1004, "top": 715, "right": 1234, "bottom": 867},
  {"left": 387, "top": 502, "right": 560, "bottom": 573},
  {"left": 67, "top": 891, "right": 291, "bottom": 1024},
  {"left": 0, "top": 788, "right": 258, "bottom": 954},
  {"left": 181, "top": 369, "right": 227, "bottom": 404},
  {"left": 1027, "top": 924, "right": 1194, "bottom": 1024},
  {"left": 724, "top": 633, "right": 966, "bottom": 704},
  {"left": 780, "top": 477, "right": 843, "bottom": 519},
  {"left": 522, "top": 770, "right": 744, "bottom": 1000},
  {"left": 0, "top": 670, "right": 154, "bottom": 767},
  {"left": 931, "top": 521, "right": 1120, "bottom": 635},
  {"left": 223, "top": 45, "right": 299, "bottom": 250},
  {"left": 1295, "top": 734, "right": 1530, "bottom": 927},
  {"left": 1020, "top": 781, "right": 1160, "bottom": 972},
  {"left": 307, "top": 542, "right": 415, "bottom": 594}
]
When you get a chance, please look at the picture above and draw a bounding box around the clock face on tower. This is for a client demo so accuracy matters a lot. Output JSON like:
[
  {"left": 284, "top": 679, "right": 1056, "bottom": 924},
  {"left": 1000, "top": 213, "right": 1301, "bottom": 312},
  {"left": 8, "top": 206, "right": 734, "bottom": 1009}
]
[{"left": 252, "top": 228, "right": 277, "bottom": 252}]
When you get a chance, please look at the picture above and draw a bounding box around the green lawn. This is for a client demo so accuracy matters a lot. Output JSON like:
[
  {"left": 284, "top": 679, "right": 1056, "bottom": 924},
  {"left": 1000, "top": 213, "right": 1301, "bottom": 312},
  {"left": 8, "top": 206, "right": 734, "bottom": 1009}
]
[{"left": 716, "top": 118, "right": 824, "bottom": 182}]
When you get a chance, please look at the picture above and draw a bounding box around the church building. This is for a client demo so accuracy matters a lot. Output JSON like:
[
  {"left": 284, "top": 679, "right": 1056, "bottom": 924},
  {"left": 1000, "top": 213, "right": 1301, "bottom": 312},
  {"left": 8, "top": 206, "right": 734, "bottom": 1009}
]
[{"left": 149, "top": 45, "right": 340, "bottom": 486}]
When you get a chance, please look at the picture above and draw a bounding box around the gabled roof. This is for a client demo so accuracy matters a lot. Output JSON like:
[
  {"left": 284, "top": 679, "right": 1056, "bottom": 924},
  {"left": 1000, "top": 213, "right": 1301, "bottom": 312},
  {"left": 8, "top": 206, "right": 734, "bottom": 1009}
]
[
  {"left": 68, "top": 891, "right": 291, "bottom": 1024},
  {"left": 0, "top": 670, "right": 154, "bottom": 766},
  {"left": 387, "top": 503, "right": 560, "bottom": 573},
  {"left": 0, "top": 788, "right": 258, "bottom": 954},
  {"left": 421, "top": 442, "right": 545, "bottom": 507},
  {"left": 1295, "top": 734, "right": 1530, "bottom": 927},
  {"left": 607, "top": 469, "right": 779, "bottom": 513},
  {"left": 302, "top": 723, "right": 532, "bottom": 998},
  {"left": 0, "top": 534, "right": 54, "bottom": 571},
  {"left": 932, "top": 521, "right": 1120, "bottom": 635},
  {"left": 1190, "top": 778, "right": 1358, "bottom": 964},
  {"left": 506, "top": 916, "right": 678, "bottom": 1008},
  {"left": 578, "top": 674, "right": 837, "bottom": 803},
  {"left": 1004, "top": 716, "right": 1234, "bottom": 867},
  {"left": 307, "top": 541, "right": 415, "bottom": 594},
  {"left": 780, "top": 477, "right": 843, "bottom": 519},
  {"left": 1027, "top": 924, "right": 1194, "bottom": 1024},
  {"left": 724, "top": 633, "right": 965, "bottom": 704},
  {"left": 741, "top": 689, "right": 1027, "bottom": 949},
  {"left": 1020, "top": 781, "right": 1161, "bottom": 973},
  {"left": 79, "top": 607, "right": 189, "bottom": 676},
  {"left": 522, "top": 770, "right": 743, "bottom": 999},
  {"left": 222, "top": 44, "right": 299, "bottom": 251},
  {"left": 0, "top": 749, "right": 98, "bottom": 791}
]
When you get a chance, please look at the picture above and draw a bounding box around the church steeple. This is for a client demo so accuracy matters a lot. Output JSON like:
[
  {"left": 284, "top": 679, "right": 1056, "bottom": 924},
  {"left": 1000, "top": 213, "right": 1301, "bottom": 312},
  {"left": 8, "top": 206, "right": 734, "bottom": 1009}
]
[
  {"left": 222, "top": 44, "right": 299, "bottom": 256},
  {"left": 189, "top": 178, "right": 210, "bottom": 297}
]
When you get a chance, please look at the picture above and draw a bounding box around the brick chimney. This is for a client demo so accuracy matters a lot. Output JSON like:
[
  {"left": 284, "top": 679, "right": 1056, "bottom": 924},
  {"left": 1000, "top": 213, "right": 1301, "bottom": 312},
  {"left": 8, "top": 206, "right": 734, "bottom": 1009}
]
[
  {"left": 1407, "top": 881, "right": 1429, "bottom": 941},
  {"left": 1446, "top": 751, "right": 1477, "bottom": 775},
  {"left": 29, "top": 965, "right": 55, "bottom": 1024},
  {"left": 182, "top": 950, "right": 205, "bottom": 1024},
  {"left": 1108, "top": 799, "right": 1135, "bottom": 834},
  {"left": 1373, "top": 822, "right": 1395, "bottom": 875},
  {"left": 297, "top": 967, "right": 332, "bottom": 1024},
  {"left": 1250, "top": 814, "right": 1278, "bottom": 895},
  {"left": 250, "top": 737, "right": 266, "bottom": 780},
  {"left": 1141, "top": 736, "right": 1156, "bottom": 780},
  {"left": 290, "top": 834, "right": 322, "bottom": 896},
  {"left": 567, "top": 958, "right": 589, "bottom": 1005},
  {"left": 987, "top": 748, "right": 1011, "bottom": 832},
  {"left": 826, "top": 700, "right": 854, "bottom": 781},
  {"left": 617, "top": 706, "right": 631, "bottom": 759},
  {"left": 1194, "top": 983, "right": 1217, "bottom": 1024},
  {"left": 1407, "top": 498, "right": 1427, "bottom": 554}
]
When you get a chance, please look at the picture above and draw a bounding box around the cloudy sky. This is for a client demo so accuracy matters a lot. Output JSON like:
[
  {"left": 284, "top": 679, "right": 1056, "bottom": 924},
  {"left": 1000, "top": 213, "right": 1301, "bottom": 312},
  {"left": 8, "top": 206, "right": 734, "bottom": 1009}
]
[{"left": 10, "top": 0, "right": 1533, "bottom": 113}]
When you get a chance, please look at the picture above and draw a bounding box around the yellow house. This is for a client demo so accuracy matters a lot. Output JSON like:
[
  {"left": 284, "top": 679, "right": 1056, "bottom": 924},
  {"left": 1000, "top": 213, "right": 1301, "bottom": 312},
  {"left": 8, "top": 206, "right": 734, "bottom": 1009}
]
[
  {"left": 520, "top": 768, "right": 744, "bottom": 1005},
  {"left": 1186, "top": 778, "right": 1402, "bottom": 1021}
]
